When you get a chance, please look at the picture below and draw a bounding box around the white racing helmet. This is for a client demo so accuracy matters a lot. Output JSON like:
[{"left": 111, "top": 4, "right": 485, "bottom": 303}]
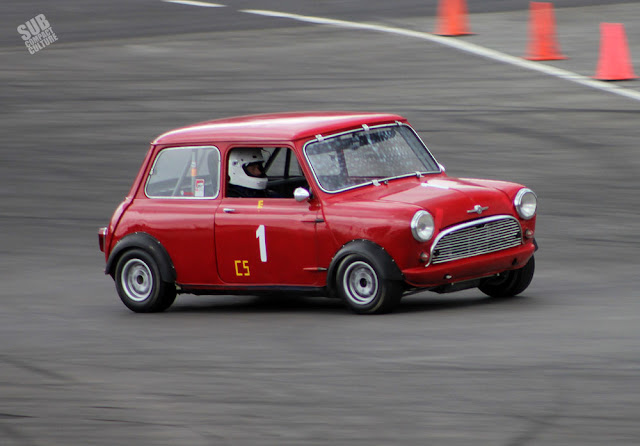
[{"left": 228, "top": 148, "right": 268, "bottom": 190}]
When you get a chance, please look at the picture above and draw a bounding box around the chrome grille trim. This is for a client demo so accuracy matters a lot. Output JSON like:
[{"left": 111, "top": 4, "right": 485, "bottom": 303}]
[{"left": 430, "top": 215, "right": 522, "bottom": 265}]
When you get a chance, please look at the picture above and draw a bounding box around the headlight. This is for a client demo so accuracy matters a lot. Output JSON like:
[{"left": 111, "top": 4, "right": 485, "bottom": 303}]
[
  {"left": 411, "top": 210, "right": 434, "bottom": 242},
  {"left": 514, "top": 188, "right": 537, "bottom": 220}
]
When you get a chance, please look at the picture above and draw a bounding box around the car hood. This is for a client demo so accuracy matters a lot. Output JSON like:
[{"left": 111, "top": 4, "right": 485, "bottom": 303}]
[{"left": 378, "top": 177, "right": 517, "bottom": 228}]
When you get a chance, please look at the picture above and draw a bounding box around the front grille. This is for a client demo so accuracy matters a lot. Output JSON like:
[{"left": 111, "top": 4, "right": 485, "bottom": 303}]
[{"left": 431, "top": 216, "right": 522, "bottom": 264}]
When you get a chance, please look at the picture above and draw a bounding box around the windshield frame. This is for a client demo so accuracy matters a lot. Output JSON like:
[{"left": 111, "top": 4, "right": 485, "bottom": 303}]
[{"left": 303, "top": 122, "right": 442, "bottom": 194}]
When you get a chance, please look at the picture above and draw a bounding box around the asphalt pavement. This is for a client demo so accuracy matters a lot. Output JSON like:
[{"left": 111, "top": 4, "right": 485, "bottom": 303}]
[{"left": 1, "top": 1, "right": 639, "bottom": 445}]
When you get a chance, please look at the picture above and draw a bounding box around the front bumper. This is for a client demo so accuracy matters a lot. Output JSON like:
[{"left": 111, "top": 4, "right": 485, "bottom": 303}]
[{"left": 402, "top": 241, "right": 536, "bottom": 288}]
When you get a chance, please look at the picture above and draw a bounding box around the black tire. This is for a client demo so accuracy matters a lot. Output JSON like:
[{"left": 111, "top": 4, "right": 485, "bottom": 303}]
[
  {"left": 336, "top": 254, "right": 403, "bottom": 314},
  {"left": 115, "top": 249, "right": 176, "bottom": 313},
  {"left": 478, "top": 255, "right": 535, "bottom": 298}
]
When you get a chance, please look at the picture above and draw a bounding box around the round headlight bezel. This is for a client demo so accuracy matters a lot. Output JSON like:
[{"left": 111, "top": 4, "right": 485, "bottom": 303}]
[
  {"left": 411, "top": 210, "right": 435, "bottom": 242},
  {"left": 514, "top": 188, "right": 537, "bottom": 220}
]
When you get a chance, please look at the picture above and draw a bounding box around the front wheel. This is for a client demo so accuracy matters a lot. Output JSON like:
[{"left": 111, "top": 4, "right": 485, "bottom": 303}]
[
  {"left": 479, "top": 255, "right": 535, "bottom": 298},
  {"left": 115, "top": 249, "right": 176, "bottom": 313},
  {"left": 336, "top": 254, "right": 403, "bottom": 314}
]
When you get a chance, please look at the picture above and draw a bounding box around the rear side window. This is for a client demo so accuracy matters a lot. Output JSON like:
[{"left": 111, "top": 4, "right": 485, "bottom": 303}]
[{"left": 145, "top": 146, "right": 220, "bottom": 198}]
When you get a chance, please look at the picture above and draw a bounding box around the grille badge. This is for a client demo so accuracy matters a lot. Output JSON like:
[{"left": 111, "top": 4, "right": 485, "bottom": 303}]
[{"left": 467, "top": 204, "right": 489, "bottom": 215}]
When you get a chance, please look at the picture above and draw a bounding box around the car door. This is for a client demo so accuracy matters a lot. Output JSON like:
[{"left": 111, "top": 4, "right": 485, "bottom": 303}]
[{"left": 214, "top": 147, "right": 324, "bottom": 287}]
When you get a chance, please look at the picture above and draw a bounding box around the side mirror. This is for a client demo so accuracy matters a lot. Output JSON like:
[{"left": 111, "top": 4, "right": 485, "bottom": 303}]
[
  {"left": 293, "top": 187, "right": 311, "bottom": 202},
  {"left": 437, "top": 163, "right": 446, "bottom": 173}
]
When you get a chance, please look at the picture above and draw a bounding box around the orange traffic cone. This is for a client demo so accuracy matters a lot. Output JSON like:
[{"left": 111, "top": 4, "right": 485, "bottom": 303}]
[
  {"left": 594, "top": 23, "right": 637, "bottom": 80},
  {"left": 525, "top": 2, "right": 566, "bottom": 60},
  {"left": 434, "top": 0, "right": 472, "bottom": 36}
]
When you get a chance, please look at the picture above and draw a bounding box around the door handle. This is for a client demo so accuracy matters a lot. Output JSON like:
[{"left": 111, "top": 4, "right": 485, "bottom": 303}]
[{"left": 223, "top": 208, "right": 236, "bottom": 213}]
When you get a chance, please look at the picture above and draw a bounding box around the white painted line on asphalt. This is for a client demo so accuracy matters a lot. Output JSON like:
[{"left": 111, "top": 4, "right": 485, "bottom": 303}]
[
  {"left": 162, "top": 0, "right": 225, "bottom": 7},
  {"left": 242, "top": 9, "right": 640, "bottom": 103}
]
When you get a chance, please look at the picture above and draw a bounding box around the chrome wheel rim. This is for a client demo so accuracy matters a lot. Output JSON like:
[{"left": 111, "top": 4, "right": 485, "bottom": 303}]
[
  {"left": 121, "top": 259, "right": 153, "bottom": 302},
  {"left": 343, "top": 261, "right": 378, "bottom": 305}
]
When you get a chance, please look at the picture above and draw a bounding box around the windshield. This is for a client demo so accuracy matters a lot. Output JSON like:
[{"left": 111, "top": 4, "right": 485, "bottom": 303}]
[{"left": 304, "top": 125, "right": 440, "bottom": 192}]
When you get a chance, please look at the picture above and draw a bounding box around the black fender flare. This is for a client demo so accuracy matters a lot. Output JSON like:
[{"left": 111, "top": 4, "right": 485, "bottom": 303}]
[
  {"left": 105, "top": 232, "right": 176, "bottom": 283},
  {"left": 326, "top": 239, "right": 404, "bottom": 297}
]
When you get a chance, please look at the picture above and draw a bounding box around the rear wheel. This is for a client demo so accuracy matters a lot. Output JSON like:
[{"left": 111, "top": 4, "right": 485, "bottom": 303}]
[
  {"left": 115, "top": 249, "right": 176, "bottom": 313},
  {"left": 336, "top": 254, "right": 403, "bottom": 314},
  {"left": 479, "top": 256, "right": 535, "bottom": 298}
]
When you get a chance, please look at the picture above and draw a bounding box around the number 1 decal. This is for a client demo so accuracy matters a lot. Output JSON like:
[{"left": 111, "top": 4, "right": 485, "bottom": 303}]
[{"left": 256, "top": 224, "right": 267, "bottom": 262}]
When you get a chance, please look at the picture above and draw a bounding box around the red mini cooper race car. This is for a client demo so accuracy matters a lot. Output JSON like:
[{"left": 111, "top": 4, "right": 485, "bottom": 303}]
[{"left": 99, "top": 112, "right": 537, "bottom": 314}]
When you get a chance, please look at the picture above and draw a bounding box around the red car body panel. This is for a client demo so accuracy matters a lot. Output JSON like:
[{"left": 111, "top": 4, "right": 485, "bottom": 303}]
[
  {"left": 101, "top": 112, "right": 537, "bottom": 299},
  {"left": 152, "top": 112, "right": 407, "bottom": 146},
  {"left": 213, "top": 197, "right": 323, "bottom": 286},
  {"left": 116, "top": 199, "right": 219, "bottom": 285}
]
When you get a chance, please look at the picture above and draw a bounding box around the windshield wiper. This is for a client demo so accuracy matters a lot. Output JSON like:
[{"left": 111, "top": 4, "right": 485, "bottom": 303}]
[{"left": 370, "top": 171, "right": 433, "bottom": 186}]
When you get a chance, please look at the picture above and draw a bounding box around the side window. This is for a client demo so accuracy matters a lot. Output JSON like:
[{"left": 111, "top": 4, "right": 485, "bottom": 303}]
[
  {"left": 262, "top": 147, "right": 303, "bottom": 177},
  {"left": 227, "top": 147, "right": 308, "bottom": 198},
  {"left": 146, "top": 146, "right": 220, "bottom": 198}
]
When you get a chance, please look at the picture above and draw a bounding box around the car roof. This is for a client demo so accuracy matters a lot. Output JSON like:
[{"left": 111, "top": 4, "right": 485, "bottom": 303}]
[{"left": 152, "top": 111, "right": 407, "bottom": 145}]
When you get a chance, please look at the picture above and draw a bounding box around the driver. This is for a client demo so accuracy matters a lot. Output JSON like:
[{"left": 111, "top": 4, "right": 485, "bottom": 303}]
[{"left": 227, "top": 148, "right": 269, "bottom": 198}]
